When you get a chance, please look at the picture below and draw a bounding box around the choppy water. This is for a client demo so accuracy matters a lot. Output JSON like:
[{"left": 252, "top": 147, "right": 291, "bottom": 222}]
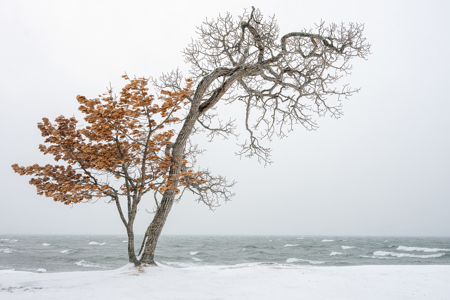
[{"left": 1, "top": 235, "right": 449, "bottom": 273}]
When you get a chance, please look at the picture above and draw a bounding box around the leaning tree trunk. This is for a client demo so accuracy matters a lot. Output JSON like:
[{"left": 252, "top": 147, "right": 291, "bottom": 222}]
[
  {"left": 138, "top": 67, "right": 247, "bottom": 265},
  {"left": 139, "top": 190, "right": 176, "bottom": 265},
  {"left": 139, "top": 109, "right": 201, "bottom": 265}
]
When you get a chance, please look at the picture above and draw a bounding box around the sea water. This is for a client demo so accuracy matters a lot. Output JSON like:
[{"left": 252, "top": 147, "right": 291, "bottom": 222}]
[{"left": 0, "top": 235, "right": 449, "bottom": 273}]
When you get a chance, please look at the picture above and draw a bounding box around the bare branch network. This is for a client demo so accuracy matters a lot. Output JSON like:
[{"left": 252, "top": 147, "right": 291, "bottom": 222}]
[{"left": 155, "top": 7, "right": 370, "bottom": 164}]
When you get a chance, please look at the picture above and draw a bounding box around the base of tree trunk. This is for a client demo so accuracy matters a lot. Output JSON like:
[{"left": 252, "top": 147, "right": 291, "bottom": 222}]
[{"left": 134, "top": 261, "right": 158, "bottom": 268}]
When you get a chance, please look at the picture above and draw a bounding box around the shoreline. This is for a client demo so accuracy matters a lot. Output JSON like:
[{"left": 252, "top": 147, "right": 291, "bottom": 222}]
[{"left": 1, "top": 264, "right": 449, "bottom": 299}]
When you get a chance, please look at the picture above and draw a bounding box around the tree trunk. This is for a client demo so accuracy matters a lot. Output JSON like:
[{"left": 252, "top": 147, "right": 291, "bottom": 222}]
[
  {"left": 139, "top": 107, "right": 201, "bottom": 265},
  {"left": 139, "top": 190, "right": 176, "bottom": 265},
  {"left": 127, "top": 227, "right": 138, "bottom": 265},
  {"left": 137, "top": 70, "right": 242, "bottom": 265}
]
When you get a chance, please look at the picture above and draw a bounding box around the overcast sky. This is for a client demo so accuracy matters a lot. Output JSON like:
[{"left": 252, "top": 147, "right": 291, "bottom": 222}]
[{"left": 1, "top": 0, "right": 449, "bottom": 236}]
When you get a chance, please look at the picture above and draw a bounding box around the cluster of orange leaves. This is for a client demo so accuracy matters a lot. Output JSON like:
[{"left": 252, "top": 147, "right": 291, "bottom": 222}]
[{"left": 12, "top": 76, "right": 205, "bottom": 204}]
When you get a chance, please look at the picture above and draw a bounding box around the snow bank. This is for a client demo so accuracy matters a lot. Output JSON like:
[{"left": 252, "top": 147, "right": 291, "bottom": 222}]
[{"left": 0, "top": 264, "right": 449, "bottom": 299}]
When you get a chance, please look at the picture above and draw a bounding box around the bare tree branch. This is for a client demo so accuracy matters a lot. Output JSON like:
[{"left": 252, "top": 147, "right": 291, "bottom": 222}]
[{"left": 171, "top": 9, "right": 370, "bottom": 165}]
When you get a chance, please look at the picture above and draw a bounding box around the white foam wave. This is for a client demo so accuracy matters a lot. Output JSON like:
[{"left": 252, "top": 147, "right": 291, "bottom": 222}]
[
  {"left": 189, "top": 251, "right": 198, "bottom": 256},
  {"left": 1, "top": 239, "right": 18, "bottom": 243},
  {"left": 297, "top": 237, "right": 305, "bottom": 240},
  {"left": 341, "top": 246, "right": 355, "bottom": 250},
  {"left": 123, "top": 240, "right": 127, "bottom": 243},
  {"left": 397, "top": 246, "right": 450, "bottom": 253},
  {"left": 88, "top": 242, "right": 106, "bottom": 245},
  {"left": 0, "top": 248, "right": 14, "bottom": 254},
  {"left": 359, "top": 255, "right": 394, "bottom": 260},
  {"left": 60, "top": 249, "right": 71, "bottom": 254},
  {"left": 284, "top": 244, "right": 299, "bottom": 247},
  {"left": 321, "top": 239, "right": 334, "bottom": 242},
  {"left": 36, "top": 268, "right": 47, "bottom": 273},
  {"left": 192, "top": 257, "right": 202, "bottom": 262},
  {"left": 330, "top": 252, "right": 343, "bottom": 256},
  {"left": 75, "top": 260, "right": 103, "bottom": 268},
  {"left": 42, "top": 243, "right": 50, "bottom": 246},
  {"left": 286, "top": 258, "right": 325, "bottom": 265},
  {"left": 373, "top": 251, "right": 445, "bottom": 259}
]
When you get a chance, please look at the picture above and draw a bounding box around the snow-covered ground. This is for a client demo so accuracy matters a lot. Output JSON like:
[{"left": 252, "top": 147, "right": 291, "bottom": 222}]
[{"left": 1, "top": 264, "right": 449, "bottom": 299}]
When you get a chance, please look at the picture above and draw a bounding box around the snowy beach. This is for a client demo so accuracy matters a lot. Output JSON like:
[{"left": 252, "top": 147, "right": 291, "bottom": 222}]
[{"left": 1, "top": 264, "right": 449, "bottom": 299}]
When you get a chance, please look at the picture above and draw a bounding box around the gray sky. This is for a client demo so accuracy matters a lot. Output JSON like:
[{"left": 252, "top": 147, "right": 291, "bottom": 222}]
[{"left": 1, "top": 0, "right": 449, "bottom": 236}]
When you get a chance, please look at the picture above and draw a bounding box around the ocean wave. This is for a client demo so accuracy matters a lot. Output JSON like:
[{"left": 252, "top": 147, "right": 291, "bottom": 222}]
[
  {"left": 75, "top": 260, "right": 104, "bottom": 268},
  {"left": 36, "top": 268, "right": 47, "bottom": 273},
  {"left": 373, "top": 251, "right": 445, "bottom": 259},
  {"left": 286, "top": 258, "right": 325, "bottom": 265},
  {"left": 330, "top": 252, "right": 343, "bottom": 256},
  {"left": 189, "top": 251, "right": 198, "bottom": 256},
  {"left": 0, "top": 248, "right": 14, "bottom": 254},
  {"left": 321, "top": 239, "right": 334, "bottom": 242},
  {"left": 341, "top": 246, "right": 355, "bottom": 250},
  {"left": 1, "top": 239, "right": 18, "bottom": 243},
  {"left": 192, "top": 257, "right": 202, "bottom": 262},
  {"left": 359, "top": 255, "right": 394, "bottom": 260},
  {"left": 60, "top": 249, "right": 72, "bottom": 254},
  {"left": 88, "top": 242, "right": 106, "bottom": 245},
  {"left": 42, "top": 243, "right": 50, "bottom": 247},
  {"left": 284, "top": 244, "right": 299, "bottom": 247},
  {"left": 397, "top": 246, "right": 450, "bottom": 253}
]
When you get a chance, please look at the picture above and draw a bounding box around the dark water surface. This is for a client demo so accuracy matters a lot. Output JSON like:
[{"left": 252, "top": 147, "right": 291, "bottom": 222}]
[{"left": 1, "top": 235, "right": 449, "bottom": 272}]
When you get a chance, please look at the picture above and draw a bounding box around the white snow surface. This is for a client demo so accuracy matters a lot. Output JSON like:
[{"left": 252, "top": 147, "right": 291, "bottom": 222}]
[{"left": 0, "top": 264, "right": 449, "bottom": 299}]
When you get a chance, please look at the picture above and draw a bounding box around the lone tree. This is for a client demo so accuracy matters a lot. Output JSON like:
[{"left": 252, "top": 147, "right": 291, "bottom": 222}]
[{"left": 13, "top": 7, "right": 370, "bottom": 266}]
